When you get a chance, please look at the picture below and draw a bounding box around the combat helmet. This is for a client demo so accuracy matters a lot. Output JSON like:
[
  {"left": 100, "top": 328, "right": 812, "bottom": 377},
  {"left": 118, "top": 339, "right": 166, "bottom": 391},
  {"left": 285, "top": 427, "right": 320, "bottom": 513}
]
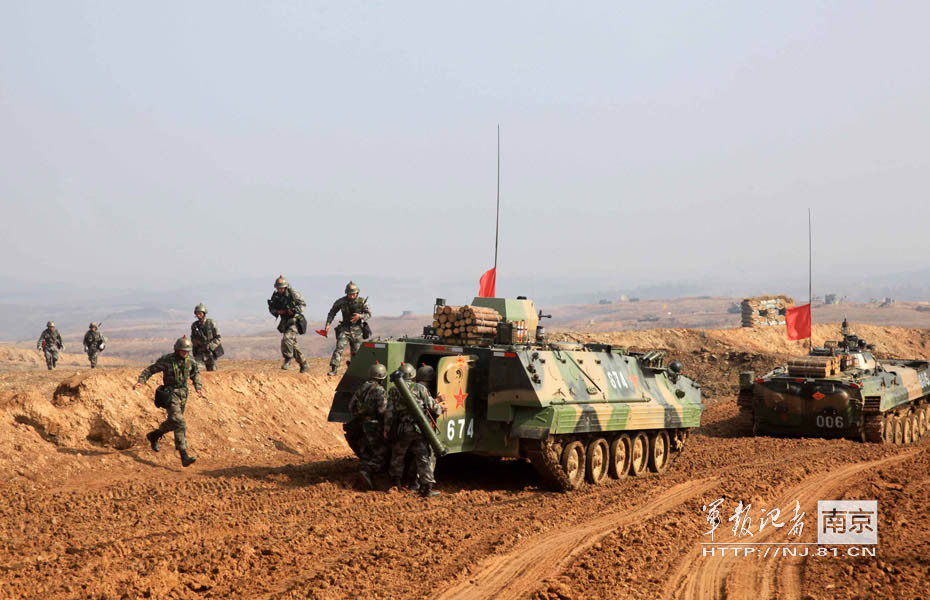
[
  {"left": 345, "top": 281, "right": 360, "bottom": 295},
  {"left": 174, "top": 336, "right": 193, "bottom": 352},
  {"left": 368, "top": 362, "right": 387, "bottom": 380},
  {"left": 89, "top": 322, "right": 98, "bottom": 329},
  {"left": 275, "top": 275, "right": 288, "bottom": 290},
  {"left": 416, "top": 364, "right": 435, "bottom": 382},
  {"left": 398, "top": 362, "right": 416, "bottom": 381},
  {"left": 47, "top": 321, "right": 55, "bottom": 329},
  {"left": 194, "top": 303, "right": 208, "bottom": 316}
]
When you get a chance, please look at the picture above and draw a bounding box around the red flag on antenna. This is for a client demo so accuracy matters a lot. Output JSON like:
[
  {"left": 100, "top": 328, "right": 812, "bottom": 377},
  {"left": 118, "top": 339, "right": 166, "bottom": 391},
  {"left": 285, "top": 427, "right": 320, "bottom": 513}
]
[
  {"left": 478, "top": 267, "right": 496, "bottom": 297},
  {"left": 786, "top": 304, "right": 812, "bottom": 340}
]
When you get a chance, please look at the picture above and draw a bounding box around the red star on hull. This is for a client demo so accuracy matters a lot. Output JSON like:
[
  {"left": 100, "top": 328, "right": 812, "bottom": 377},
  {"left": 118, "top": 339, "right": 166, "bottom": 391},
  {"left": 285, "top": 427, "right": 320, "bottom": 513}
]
[{"left": 454, "top": 387, "right": 467, "bottom": 409}]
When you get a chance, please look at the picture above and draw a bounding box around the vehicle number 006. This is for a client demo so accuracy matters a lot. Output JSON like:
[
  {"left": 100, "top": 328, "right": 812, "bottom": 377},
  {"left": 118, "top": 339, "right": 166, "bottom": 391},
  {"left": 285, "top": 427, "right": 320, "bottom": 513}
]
[
  {"left": 446, "top": 418, "right": 474, "bottom": 440},
  {"left": 816, "top": 415, "right": 844, "bottom": 428}
]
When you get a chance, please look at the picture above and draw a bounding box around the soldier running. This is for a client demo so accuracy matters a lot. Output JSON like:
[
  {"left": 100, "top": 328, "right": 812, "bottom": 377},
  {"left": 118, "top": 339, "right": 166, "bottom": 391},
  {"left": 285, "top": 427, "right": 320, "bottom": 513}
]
[
  {"left": 134, "top": 336, "right": 205, "bottom": 467},
  {"left": 325, "top": 281, "right": 371, "bottom": 376},
  {"left": 346, "top": 362, "right": 389, "bottom": 489},
  {"left": 384, "top": 363, "right": 447, "bottom": 497},
  {"left": 191, "top": 303, "right": 222, "bottom": 371},
  {"left": 36, "top": 321, "right": 63, "bottom": 370},
  {"left": 83, "top": 322, "right": 106, "bottom": 368},
  {"left": 268, "top": 275, "right": 309, "bottom": 373}
]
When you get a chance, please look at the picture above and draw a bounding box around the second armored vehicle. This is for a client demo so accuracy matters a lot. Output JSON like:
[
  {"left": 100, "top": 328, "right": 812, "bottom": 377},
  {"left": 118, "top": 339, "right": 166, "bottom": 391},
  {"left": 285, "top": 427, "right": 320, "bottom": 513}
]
[
  {"left": 739, "top": 319, "right": 929, "bottom": 444},
  {"left": 329, "top": 296, "right": 704, "bottom": 490}
]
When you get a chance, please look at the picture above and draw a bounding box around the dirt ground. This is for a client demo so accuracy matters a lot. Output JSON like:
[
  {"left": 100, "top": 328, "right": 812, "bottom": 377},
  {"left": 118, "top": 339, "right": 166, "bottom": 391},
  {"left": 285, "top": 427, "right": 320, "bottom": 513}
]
[{"left": 0, "top": 324, "right": 927, "bottom": 599}]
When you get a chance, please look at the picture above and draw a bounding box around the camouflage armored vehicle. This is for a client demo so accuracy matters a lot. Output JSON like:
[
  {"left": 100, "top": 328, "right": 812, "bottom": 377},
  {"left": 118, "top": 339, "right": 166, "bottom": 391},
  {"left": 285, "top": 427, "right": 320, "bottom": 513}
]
[
  {"left": 739, "top": 319, "right": 930, "bottom": 444},
  {"left": 328, "top": 297, "right": 704, "bottom": 490}
]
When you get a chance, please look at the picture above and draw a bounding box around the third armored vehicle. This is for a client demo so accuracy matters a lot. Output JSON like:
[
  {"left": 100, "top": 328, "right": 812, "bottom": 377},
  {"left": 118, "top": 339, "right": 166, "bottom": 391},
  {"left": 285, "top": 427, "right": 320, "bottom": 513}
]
[
  {"left": 739, "top": 319, "right": 930, "bottom": 444},
  {"left": 328, "top": 296, "right": 704, "bottom": 490}
]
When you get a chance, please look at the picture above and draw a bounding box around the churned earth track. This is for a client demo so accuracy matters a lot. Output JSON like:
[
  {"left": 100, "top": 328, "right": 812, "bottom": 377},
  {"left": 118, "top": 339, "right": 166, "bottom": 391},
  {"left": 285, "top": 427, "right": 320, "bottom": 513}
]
[
  {"left": 437, "top": 478, "right": 718, "bottom": 600},
  {"left": 664, "top": 452, "right": 917, "bottom": 600},
  {"left": 523, "top": 403, "right": 929, "bottom": 600}
]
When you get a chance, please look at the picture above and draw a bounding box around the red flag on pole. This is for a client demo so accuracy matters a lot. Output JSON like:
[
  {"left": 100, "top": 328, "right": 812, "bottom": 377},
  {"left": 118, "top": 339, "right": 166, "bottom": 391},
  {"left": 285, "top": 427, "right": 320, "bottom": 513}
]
[
  {"left": 786, "top": 304, "right": 812, "bottom": 340},
  {"left": 478, "top": 267, "right": 496, "bottom": 297}
]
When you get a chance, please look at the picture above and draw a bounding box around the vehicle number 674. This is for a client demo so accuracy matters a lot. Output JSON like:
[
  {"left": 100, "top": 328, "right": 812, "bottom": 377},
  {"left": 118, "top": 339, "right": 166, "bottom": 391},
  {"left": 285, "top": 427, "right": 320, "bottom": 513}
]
[{"left": 446, "top": 418, "right": 474, "bottom": 440}]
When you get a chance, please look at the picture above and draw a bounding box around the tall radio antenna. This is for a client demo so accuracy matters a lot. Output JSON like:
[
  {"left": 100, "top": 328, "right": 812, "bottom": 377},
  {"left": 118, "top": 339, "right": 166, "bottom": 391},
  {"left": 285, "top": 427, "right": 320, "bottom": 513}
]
[{"left": 494, "top": 124, "right": 500, "bottom": 270}]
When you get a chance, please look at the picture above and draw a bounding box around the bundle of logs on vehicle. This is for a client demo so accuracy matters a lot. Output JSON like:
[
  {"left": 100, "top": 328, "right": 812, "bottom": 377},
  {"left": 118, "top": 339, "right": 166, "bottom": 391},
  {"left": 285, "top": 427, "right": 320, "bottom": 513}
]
[
  {"left": 740, "top": 295, "right": 794, "bottom": 327},
  {"left": 432, "top": 305, "right": 503, "bottom": 344},
  {"left": 787, "top": 356, "right": 840, "bottom": 377}
]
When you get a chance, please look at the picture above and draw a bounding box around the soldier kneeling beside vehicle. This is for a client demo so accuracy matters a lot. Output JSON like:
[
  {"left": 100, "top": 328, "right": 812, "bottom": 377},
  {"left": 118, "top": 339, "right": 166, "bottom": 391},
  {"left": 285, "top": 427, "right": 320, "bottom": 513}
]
[{"left": 344, "top": 362, "right": 447, "bottom": 497}]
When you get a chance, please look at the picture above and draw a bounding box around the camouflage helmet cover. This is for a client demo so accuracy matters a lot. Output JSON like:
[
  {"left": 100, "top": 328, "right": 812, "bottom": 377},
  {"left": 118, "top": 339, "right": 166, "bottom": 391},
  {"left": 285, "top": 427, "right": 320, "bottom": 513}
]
[
  {"left": 89, "top": 322, "right": 98, "bottom": 329},
  {"left": 275, "top": 275, "right": 288, "bottom": 289},
  {"left": 416, "top": 364, "right": 435, "bottom": 382},
  {"left": 47, "top": 321, "right": 55, "bottom": 328},
  {"left": 368, "top": 362, "right": 387, "bottom": 380},
  {"left": 194, "top": 303, "right": 208, "bottom": 315},
  {"left": 398, "top": 362, "right": 416, "bottom": 380},
  {"left": 174, "top": 336, "right": 193, "bottom": 352},
  {"left": 345, "top": 281, "right": 360, "bottom": 295}
]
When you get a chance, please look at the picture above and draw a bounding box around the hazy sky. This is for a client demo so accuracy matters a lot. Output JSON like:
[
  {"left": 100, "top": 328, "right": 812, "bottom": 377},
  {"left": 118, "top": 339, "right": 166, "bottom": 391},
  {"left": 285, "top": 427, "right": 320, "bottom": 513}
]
[{"left": 2, "top": 1, "right": 929, "bottom": 297}]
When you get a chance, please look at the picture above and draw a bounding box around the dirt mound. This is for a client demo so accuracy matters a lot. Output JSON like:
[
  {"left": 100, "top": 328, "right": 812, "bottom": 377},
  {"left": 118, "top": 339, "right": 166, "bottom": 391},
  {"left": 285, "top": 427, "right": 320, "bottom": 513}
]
[
  {"left": 0, "top": 359, "right": 346, "bottom": 485},
  {"left": 555, "top": 322, "right": 930, "bottom": 359}
]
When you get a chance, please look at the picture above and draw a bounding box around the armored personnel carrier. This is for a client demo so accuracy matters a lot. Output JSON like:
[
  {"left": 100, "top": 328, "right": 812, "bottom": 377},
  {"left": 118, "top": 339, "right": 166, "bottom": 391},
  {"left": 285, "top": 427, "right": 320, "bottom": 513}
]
[
  {"left": 328, "top": 297, "right": 704, "bottom": 490},
  {"left": 739, "top": 319, "right": 930, "bottom": 444}
]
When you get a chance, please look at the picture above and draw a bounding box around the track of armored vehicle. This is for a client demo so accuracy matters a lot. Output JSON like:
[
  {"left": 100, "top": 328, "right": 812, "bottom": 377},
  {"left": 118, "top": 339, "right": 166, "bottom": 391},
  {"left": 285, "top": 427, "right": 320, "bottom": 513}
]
[
  {"left": 329, "top": 296, "right": 704, "bottom": 490},
  {"left": 739, "top": 319, "right": 930, "bottom": 445}
]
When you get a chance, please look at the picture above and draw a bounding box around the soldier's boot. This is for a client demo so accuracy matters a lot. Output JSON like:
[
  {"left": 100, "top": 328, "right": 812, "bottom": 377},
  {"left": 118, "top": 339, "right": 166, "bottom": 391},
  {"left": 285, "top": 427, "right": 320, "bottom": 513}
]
[
  {"left": 281, "top": 358, "right": 291, "bottom": 370},
  {"left": 180, "top": 451, "right": 197, "bottom": 467},
  {"left": 327, "top": 364, "right": 338, "bottom": 376},
  {"left": 418, "top": 484, "right": 440, "bottom": 498},
  {"left": 146, "top": 431, "right": 161, "bottom": 453},
  {"left": 299, "top": 361, "right": 310, "bottom": 374},
  {"left": 359, "top": 470, "right": 374, "bottom": 490},
  {"left": 407, "top": 480, "right": 420, "bottom": 491},
  {"left": 390, "top": 477, "right": 403, "bottom": 491}
]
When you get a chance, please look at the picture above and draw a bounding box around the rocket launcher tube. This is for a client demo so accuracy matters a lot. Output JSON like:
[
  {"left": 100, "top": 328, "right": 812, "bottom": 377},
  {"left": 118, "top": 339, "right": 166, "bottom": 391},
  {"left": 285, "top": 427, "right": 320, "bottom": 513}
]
[{"left": 389, "top": 371, "right": 449, "bottom": 457}]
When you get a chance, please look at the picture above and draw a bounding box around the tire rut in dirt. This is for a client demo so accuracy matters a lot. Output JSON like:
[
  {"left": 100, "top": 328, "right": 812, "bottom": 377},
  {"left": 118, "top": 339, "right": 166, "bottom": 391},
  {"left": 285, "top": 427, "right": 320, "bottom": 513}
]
[
  {"left": 436, "top": 478, "right": 717, "bottom": 600},
  {"left": 664, "top": 451, "right": 917, "bottom": 600}
]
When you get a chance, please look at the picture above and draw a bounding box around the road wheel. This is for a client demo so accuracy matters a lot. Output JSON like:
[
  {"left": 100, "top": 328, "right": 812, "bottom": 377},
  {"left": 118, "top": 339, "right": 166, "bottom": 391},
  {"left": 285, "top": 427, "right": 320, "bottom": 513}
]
[
  {"left": 918, "top": 407, "right": 928, "bottom": 439},
  {"left": 648, "top": 429, "right": 671, "bottom": 474},
  {"left": 560, "top": 441, "right": 586, "bottom": 490},
  {"left": 585, "top": 438, "right": 609, "bottom": 485},
  {"left": 893, "top": 417, "right": 904, "bottom": 445},
  {"left": 629, "top": 432, "right": 648, "bottom": 476},
  {"left": 903, "top": 415, "right": 914, "bottom": 444},
  {"left": 882, "top": 415, "right": 894, "bottom": 444},
  {"left": 609, "top": 434, "right": 632, "bottom": 479}
]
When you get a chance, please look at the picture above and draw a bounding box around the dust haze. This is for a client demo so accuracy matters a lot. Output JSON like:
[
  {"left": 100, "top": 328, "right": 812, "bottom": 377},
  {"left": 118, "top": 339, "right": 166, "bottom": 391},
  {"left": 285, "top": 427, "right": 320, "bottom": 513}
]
[{"left": 2, "top": 2, "right": 930, "bottom": 303}]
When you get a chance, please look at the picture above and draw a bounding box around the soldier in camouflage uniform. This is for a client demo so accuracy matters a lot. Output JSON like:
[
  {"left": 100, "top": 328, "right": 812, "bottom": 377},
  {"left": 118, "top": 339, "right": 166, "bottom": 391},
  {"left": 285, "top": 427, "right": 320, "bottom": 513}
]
[
  {"left": 36, "top": 321, "right": 64, "bottom": 370},
  {"left": 134, "top": 336, "right": 205, "bottom": 467},
  {"left": 83, "top": 323, "right": 106, "bottom": 369},
  {"left": 411, "top": 364, "right": 440, "bottom": 487},
  {"left": 346, "top": 362, "right": 389, "bottom": 489},
  {"left": 384, "top": 363, "right": 447, "bottom": 497},
  {"left": 268, "top": 275, "right": 309, "bottom": 373},
  {"left": 325, "top": 281, "right": 371, "bottom": 376},
  {"left": 191, "top": 303, "right": 222, "bottom": 371}
]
